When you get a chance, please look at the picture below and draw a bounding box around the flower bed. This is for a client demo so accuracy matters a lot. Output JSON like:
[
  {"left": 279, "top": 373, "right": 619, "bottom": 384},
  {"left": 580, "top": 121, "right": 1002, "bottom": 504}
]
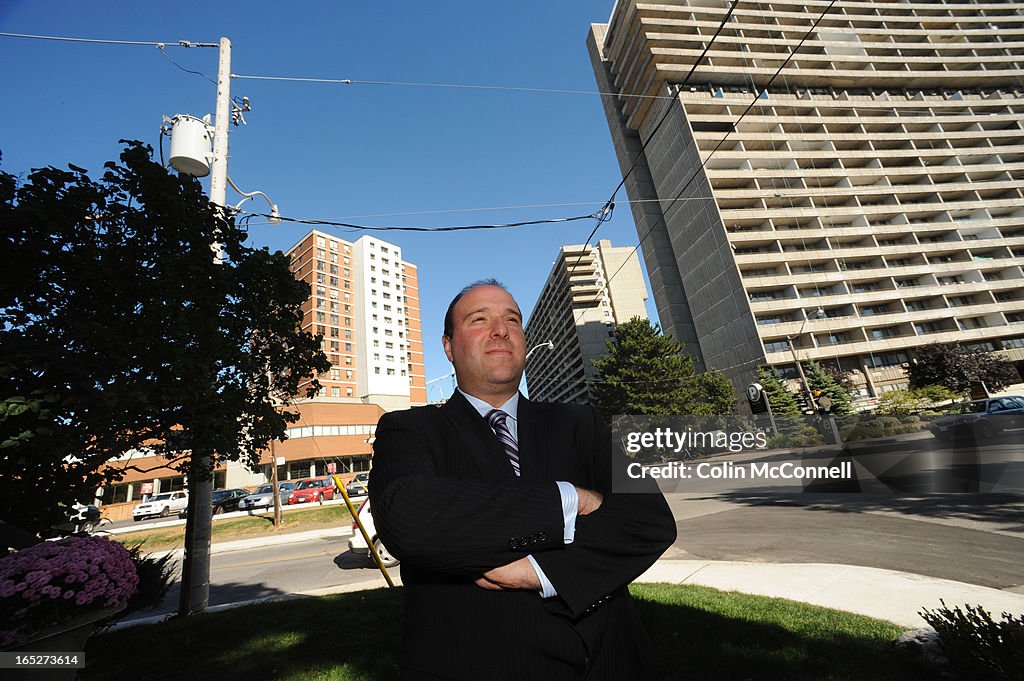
[{"left": 0, "top": 535, "right": 138, "bottom": 648}]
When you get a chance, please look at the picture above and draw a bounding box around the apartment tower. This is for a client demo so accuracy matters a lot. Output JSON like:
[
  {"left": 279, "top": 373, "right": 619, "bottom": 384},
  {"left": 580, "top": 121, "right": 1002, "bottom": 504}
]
[
  {"left": 525, "top": 239, "right": 649, "bottom": 403},
  {"left": 287, "top": 230, "right": 426, "bottom": 410},
  {"left": 589, "top": 0, "right": 1024, "bottom": 400}
]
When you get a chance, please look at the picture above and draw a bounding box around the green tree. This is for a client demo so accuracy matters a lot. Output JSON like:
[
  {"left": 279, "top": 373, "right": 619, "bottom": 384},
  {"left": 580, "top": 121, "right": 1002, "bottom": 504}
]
[
  {"left": 908, "top": 344, "right": 1019, "bottom": 394},
  {"left": 754, "top": 368, "right": 822, "bottom": 447},
  {"left": 0, "top": 142, "right": 330, "bottom": 534},
  {"left": 755, "top": 368, "right": 800, "bottom": 415},
  {"left": 876, "top": 385, "right": 959, "bottom": 416},
  {"left": 591, "top": 318, "right": 735, "bottom": 422},
  {"left": 802, "top": 360, "right": 853, "bottom": 414}
]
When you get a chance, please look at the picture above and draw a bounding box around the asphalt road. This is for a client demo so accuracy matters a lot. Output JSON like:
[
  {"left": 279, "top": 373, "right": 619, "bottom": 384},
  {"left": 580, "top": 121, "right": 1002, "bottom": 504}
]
[
  {"left": 121, "top": 531, "right": 386, "bottom": 623},
  {"left": 664, "top": 492, "right": 1024, "bottom": 591},
  {"left": 658, "top": 432, "right": 1024, "bottom": 591}
]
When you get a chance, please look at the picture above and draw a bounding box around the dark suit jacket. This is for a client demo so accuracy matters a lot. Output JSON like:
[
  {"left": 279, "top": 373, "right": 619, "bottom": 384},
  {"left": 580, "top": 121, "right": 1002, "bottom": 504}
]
[{"left": 369, "top": 391, "right": 677, "bottom": 681}]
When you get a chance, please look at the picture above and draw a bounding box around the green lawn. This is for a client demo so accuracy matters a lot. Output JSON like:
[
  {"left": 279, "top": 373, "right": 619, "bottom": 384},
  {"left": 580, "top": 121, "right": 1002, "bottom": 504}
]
[
  {"left": 83, "top": 584, "right": 929, "bottom": 681},
  {"left": 112, "top": 504, "right": 354, "bottom": 552}
]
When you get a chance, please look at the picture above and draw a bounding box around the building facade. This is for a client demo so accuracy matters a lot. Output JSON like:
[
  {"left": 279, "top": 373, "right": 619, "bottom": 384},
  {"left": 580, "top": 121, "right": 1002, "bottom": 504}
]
[
  {"left": 525, "top": 239, "right": 649, "bottom": 403},
  {"left": 589, "top": 0, "right": 1024, "bottom": 401},
  {"left": 287, "top": 230, "right": 426, "bottom": 410}
]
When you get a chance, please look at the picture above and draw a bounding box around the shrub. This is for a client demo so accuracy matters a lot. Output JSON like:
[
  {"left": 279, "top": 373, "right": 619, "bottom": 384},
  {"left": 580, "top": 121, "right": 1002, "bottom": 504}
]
[
  {"left": 0, "top": 536, "right": 138, "bottom": 647},
  {"left": 920, "top": 600, "right": 1024, "bottom": 681},
  {"left": 121, "top": 542, "right": 175, "bottom": 615}
]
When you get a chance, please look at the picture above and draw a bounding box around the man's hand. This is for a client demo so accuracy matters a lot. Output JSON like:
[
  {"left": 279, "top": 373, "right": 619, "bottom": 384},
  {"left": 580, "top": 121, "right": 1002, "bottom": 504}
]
[
  {"left": 576, "top": 487, "right": 604, "bottom": 516},
  {"left": 474, "top": 557, "right": 542, "bottom": 591}
]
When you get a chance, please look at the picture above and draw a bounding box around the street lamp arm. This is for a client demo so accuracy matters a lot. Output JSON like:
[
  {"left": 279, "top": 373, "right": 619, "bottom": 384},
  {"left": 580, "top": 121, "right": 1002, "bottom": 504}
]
[{"left": 525, "top": 340, "right": 555, "bottom": 361}]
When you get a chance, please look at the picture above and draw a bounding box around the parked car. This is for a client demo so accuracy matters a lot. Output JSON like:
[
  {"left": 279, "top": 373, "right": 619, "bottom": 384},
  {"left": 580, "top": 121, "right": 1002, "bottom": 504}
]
[
  {"left": 211, "top": 488, "right": 251, "bottom": 514},
  {"left": 238, "top": 482, "right": 296, "bottom": 511},
  {"left": 345, "top": 472, "right": 370, "bottom": 498},
  {"left": 287, "top": 477, "right": 336, "bottom": 504},
  {"left": 132, "top": 491, "right": 189, "bottom": 522},
  {"left": 347, "top": 499, "right": 399, "bottom": 568},
  {"left": 928, "top": 396, "right": 1024, "bottom": 441}
]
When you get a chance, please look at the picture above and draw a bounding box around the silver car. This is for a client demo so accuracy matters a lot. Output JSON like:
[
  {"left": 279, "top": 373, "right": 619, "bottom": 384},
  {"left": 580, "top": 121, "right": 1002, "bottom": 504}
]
[{"left": 238, "top": 482, "right": 296, "bottom": 511}]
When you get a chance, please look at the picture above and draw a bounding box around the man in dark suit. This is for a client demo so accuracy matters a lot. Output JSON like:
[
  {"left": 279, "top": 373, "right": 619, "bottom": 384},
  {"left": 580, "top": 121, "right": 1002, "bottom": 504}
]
[{"left": 369, "top": 280, "right": 677, "bottom": 681}]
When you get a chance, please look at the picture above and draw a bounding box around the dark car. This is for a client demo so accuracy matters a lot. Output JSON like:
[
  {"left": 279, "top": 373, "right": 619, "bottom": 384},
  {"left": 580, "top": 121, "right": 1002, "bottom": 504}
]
[
  {"left": 928, "top": 396, "right": 1024, "bottom": 441},
  {"left": 211, "top": 488, "right": 250, "bottom": 515}
]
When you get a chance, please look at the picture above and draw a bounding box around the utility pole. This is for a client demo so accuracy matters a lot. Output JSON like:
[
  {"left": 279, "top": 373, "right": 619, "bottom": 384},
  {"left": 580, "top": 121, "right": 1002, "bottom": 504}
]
[
  {"left": 179, "top": 36, "right": 231, "bottom": 617},
  {"left": 270, "top": 438, "right": 282, "bottom": 528}
]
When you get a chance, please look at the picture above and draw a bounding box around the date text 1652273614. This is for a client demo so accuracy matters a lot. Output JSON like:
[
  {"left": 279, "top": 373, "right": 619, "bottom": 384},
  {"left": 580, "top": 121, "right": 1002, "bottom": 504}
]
[{"left": 0, "top": 652, "right": 85, "bottom": 668}]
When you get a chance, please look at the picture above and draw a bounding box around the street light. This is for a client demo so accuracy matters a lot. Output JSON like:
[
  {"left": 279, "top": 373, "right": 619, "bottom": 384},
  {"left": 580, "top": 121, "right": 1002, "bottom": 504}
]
[
  {"left": 525, "top": 340, "right": 555, "bottom": 361},
  {"left": 787, "top": 307, "right": 825, "bottom": 412},
  {"left": 425, "top": 370, "right": 456, "bottom": 404}
]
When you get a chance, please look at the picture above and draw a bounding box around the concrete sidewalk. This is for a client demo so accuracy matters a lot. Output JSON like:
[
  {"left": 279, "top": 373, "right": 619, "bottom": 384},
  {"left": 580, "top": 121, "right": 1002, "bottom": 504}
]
[{"left": 637, "top": 559, "right": 1024, "bottom": 628}]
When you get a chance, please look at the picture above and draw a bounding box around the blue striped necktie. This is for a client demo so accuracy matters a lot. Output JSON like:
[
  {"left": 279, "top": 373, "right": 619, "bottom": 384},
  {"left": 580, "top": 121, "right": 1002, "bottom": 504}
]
[{"left": 486, "top": 409, "right": 520, "bottom": 477}]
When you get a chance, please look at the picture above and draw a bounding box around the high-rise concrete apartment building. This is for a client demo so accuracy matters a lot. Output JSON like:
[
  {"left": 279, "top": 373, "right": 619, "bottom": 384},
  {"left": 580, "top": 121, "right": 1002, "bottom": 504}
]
[
  {"left": 589, "top": 0, "right": 1024, "bottom": 399},
  {"left": 288, "top": 230, "right": 427, "bottom": 411},
  {"left": 525, "top": 239, "right": 649, "bottom": 403}
]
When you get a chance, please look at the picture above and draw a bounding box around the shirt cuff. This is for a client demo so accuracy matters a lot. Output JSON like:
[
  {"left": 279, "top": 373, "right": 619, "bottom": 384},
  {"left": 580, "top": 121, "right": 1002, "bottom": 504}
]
[
  {"left": 555, "top": 481, "right": 578, "bottom": 544},
  {"left": 527, "top": 554, "right": 557, "bottom": 598}
]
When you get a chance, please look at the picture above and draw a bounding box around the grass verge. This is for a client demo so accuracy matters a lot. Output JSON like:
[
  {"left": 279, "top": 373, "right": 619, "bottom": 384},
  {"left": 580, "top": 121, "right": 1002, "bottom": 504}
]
[
  {"left": 83, "top": 584, "right": 929, "bottom": 681},
  {"left": 111, "top": 504, "right": 354, "bottom": 552}
]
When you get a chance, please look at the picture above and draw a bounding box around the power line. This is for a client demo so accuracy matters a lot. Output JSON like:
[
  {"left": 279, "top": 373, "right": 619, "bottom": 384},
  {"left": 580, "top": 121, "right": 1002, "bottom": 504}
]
[
  {"left": 240, "top": 197, "right": 731, "bottom": 223},
  {"left": 237, "top": 209, "right": 602, "bottom": 233},
  {"left": 575, "top": 0, "right": 840, "bottom": 329},
  {"left": 229, "top": 73, "right": 678, "bottom": 102},
  {"left": 601, "top": 0, "right": 742, "bottom": 208},
  {"left": 158, "top": 45, "right": 217, "bottom": 86},
  {"left": 563, "top": 0, "right": 743, "bottom": 283},
  {"left": 0, "top": 32, "right": 216, "bottom": 48}
]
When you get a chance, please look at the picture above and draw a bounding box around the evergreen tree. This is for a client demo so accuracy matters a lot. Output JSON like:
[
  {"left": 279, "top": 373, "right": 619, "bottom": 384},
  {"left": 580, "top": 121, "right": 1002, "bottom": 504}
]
[
  {"left": 755, "top": 368, "right": 800, "bottom": 415},
  {"left": 803, "top": 360, "right": 853, "bottom": 414},
  {"left": 591, "top": 318, "right": 735, "bottom": 422}
]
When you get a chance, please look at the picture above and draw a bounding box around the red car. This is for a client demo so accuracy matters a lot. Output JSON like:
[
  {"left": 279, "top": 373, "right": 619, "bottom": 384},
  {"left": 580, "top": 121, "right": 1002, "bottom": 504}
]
[{"left": 287, "top": 477, "right": 336, "bottom": 504}]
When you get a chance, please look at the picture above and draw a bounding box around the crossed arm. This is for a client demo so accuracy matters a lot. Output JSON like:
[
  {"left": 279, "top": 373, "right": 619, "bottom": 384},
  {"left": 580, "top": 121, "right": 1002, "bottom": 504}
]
[{"left": 369, "top": 409, "right": 676, "bottom": 616}]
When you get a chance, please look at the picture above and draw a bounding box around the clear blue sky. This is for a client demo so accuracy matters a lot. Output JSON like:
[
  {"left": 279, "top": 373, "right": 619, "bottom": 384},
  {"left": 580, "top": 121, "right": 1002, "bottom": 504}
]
[{"left": 0, "top": 0, "right": 658, "bottom": 399}]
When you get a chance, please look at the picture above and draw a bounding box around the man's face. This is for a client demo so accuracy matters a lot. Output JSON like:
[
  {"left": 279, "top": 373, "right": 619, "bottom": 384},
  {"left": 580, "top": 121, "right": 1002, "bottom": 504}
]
[{"left": 442, "top": 285, "right": 526, "bottom": 403}]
